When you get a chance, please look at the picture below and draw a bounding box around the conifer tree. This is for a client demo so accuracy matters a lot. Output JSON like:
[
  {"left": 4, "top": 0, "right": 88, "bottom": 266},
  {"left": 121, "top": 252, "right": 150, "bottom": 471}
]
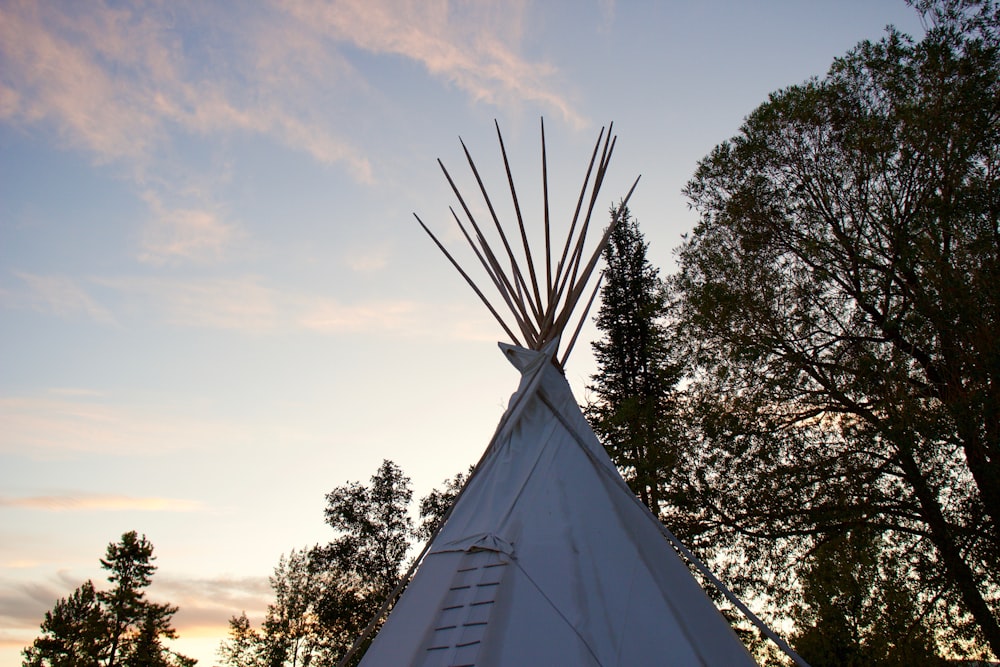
[
  {"left": 22, "top": 581, "right": 107, "bottom": 667},
  {"left": 585, "top": 202, "right": 680, "bottom": 513},
  {"left": 23, "top": 531, "right": 194, "bottom": 667}
]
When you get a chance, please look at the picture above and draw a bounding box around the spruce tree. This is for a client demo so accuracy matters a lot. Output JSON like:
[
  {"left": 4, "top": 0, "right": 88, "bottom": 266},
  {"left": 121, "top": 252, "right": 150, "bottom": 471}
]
[{"left": 585, "top": 202, "right": 680, "bottom": 513}]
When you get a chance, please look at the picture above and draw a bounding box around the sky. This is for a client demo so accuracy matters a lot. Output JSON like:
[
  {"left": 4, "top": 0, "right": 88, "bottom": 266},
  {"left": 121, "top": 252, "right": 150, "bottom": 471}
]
[{"left": 0, "top": 1, "right": 928, "bottom": 664}]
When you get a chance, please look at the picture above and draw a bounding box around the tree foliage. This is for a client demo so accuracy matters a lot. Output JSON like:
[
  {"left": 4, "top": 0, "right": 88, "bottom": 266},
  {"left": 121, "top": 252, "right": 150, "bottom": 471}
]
[
  {"left": 23, "top": 531, "right": 194, "bottom": 667},
  {"left": 219, "top": 460, "right": 461, "bottom": 667},
  {"left": 790, "top": 530, "right": 942, "bottom": 666},
  {"left": 585, "top": 202, "right": 682, "bottom": 513},
  {"left": 216, "top": 613, "right": 260, "bottom": 667},
  {"left": 22, "top": 580, "right": 107, "bottom": 667},
  {"left": 671, "top": 0, "right": 999, "bottom": 657},
  {"left": 313, "top": 459, "right": 413, "bottom": 622},
  {"left": 415, "top": 467, "right": 471, "bottom": 542},
  {"left": 259, "top": 549, "right": 326, "bottom": 667}
]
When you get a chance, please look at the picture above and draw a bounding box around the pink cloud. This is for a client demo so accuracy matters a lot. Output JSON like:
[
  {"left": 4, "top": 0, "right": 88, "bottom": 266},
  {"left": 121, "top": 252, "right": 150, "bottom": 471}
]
[
  {"left": 278, "top": 0, "right": 584, "bottom": 128},
  {"left": 6, "top": 272, "right": 116, "bottom": 325},
  {"left": 0, "top": 494, "right": 203, "bottom": 512},
  {"left": 0, "top": 1, "right": 373, "bottom": 179}
]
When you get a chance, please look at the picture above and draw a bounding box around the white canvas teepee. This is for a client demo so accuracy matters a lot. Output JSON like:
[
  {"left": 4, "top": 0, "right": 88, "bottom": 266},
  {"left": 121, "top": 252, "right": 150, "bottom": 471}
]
[
  {"left": 348, "top": 121, "right": 803, "bottom": 667},
  {"left": 359, "top": 339, "right": 756, "bottom": 666}
]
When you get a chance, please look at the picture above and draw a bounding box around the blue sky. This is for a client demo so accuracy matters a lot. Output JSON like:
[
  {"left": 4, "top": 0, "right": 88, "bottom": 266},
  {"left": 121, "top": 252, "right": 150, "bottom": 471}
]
[{"left": 1, "top": 1, "right": 926, "bottom": 664}]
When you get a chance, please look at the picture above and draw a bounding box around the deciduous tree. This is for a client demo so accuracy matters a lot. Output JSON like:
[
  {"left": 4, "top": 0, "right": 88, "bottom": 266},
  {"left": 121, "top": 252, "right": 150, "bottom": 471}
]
[
  {"left": 260, "top": 549, "right": 323, "bottom": 667},
  {"left": 673, "top": 0, "right": 999, "bottom": 656},
  {"left": 314, "top": 460, "right": 413, "bottom": 604},
  {"left": 217, "top": 462, "right": 478, "bottom": 667},
  {"left": 790, "top": 529, "right": 941, "bottom": 666},
  {"left": 415, "top": 467, "right": 472, "bottom": 542},
  {"left": 216, "top": 612, "right": 261, "bottom": 667},
  {"left": 311, "top": 460, "right": 414, "bottom": 664}
]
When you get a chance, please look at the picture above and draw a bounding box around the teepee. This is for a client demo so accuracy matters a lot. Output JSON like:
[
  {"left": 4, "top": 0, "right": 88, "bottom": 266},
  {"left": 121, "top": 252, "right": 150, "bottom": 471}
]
[{"left": 349, "top": 122, "right": 804, "bottom": 667}]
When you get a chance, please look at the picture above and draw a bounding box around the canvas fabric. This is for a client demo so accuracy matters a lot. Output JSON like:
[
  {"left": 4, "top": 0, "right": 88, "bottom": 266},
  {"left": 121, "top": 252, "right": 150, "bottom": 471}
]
[{"left": 359, "top": 340, "right": 756, "bottom": 667}]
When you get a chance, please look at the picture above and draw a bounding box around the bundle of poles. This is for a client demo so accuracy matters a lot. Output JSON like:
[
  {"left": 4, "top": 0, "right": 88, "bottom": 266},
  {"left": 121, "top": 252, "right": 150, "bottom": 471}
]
[{"left": 414, "top": 118, "right": 640, "bottom": 368}]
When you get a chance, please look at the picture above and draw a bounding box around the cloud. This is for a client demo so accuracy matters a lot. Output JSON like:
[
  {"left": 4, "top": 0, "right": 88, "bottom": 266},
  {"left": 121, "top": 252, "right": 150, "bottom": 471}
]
[
  {"left": 0, "top": 580, "right": 64, "bottom": 631},
  {"left": 0, "top": 1, "right": 579, "bottom": 177},
  {"left": 297, "top": 298, "right": 417, "bottom": 333},
  {"left": 0, "top": 0, "right": 373, "bottom": 180},
  {"left": 278, "top": 0, "right": 584, "bottom": 128},
  {"left": 95, "top": 274, "right": 423, "bottom": 335},
  {"left": 138, "top": 192, "right": 242, "bottom": 265},
  {"left": 2, "top": 269, "right": 496, "bottom": 341},
  {"left": 0, "top": 394, "right": 242, "bottom": 458},
  {"left": 2, "top": 271, "right": 116, "bottom": 325},
  {"left": 94, "top": 275, "right": 282, "bottom": 331},
  {"left": 0, "top": 571, "right": 270, "bottom": 638},
  {"left": 598, "top": 0, "right": 616, "bottom": 25},
  {"left": 46, "top": 388, "right": 107, "bottom": 398},
  {"left": 154, "top": 574, "right": 272, "bottom": 627},
  {"left": 0, "top": 494, "right": 204, "bottom": 513},
  {"left": 344, "top": 248, "right": 389, "bottom": 273},
  {"left": 0, "top": 1, "right": 159, "bottom": 161}
]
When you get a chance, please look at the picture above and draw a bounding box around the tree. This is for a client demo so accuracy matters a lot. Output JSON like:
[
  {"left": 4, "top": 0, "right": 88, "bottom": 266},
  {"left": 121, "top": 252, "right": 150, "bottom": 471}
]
[
  {"left": 308, "top": 460, "right": 415, "bottom": 665},
  {"left": 585, "top": 202, "right": 682, "bottom": 513},
  {"left": 673, "top": 0, "right": 999, "bottom": 656},
  {"left": 217, "top": 551, "right": 340, "bottom": 667},
  {"left": 220, "top": 549, "right": 369, "bottom": 667},
  {"left": 414, "top": 467, "right": 472, "bottom": 542},
  {"left": 100, "top": 531, "right": 158, "bottom": 667},
  {"left": 217, "top": 612, "right": 261, "bottom": 667},
  {"left": 22, "top": 531, "right": 194, "bottom": 667},
  {"left": 260, "top": 549, "right": 324, "bottom": 667},
  {"left": 314, "top": 460, "right": 413, "bottom": 604},
  {"left": 127, "top": 602, "right": 193, "bottom": 667},
  {"left": 22, "top": 580, "right": 107, "bottom": 667},
  {"left": 791, "top": 530, "right": 942, "bottom": 666},
  {"left": 218, "top": 461, "right": 468, "bottom": 667}
]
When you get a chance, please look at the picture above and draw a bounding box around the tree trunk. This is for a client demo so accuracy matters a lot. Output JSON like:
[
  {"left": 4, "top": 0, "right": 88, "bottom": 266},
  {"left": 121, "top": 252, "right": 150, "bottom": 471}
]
[{"left": 898, "top": 446, "right": 1000, "bottom": 657}]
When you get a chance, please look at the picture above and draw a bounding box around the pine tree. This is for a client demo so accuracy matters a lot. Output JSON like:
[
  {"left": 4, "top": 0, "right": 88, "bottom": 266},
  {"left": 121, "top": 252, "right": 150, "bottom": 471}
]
[
  {"left": 22, "top": 581, "right": 107, "bottom": 667},
  {"left": 22, "top": 531, "right": 194, "bottom": 667},
  {"left": 585, "top": 202, "right": 680, "bottom": 513},
  {"left": 101, "top": 532, "right": 158, "bottom": 667}
]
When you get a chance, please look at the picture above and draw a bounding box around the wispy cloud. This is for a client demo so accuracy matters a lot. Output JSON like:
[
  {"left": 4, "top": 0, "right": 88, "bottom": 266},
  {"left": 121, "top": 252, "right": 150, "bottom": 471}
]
[
  {"left": 0, "top": 0, "right": 580, "bottom": 285},
  {"left": 278, "top": 0, "right": 584, "bottom": 128},
  {"left": 0, "top": 394, "right": 242, "bottom": 458},
  {"left": 0, "top": 1, "right": 373, "bottom": 179},
  {"left": 344, "top": 245, "right": 390, "bottom": 272},
  {"left": 297, "top": 298, "right": 417, "bottom": 333},
  {"left": 3, "top": 271, "right": 115, "bottom": 325},
  {"left": 154, "top": 574, "right": 272, "bottom": 629},
  {"left": 138, "top": 192, "right": 242, "bottom": 265},
  {"left": 93, "top": 275, "right": 283, "bottom": 332},
  {"left": 0, "top": 1, "right": 160, "bottom": 162},
  {"left": 0, "top": 580, "right": 64, "bottom": 631},
  {"left": 46, "top": 388, "right": 107, "bottom": 398},
  {"left": 0, "top": 1, "right": 578, "bottom": 175},
  {"left": 2, "top": 270, "right": 495, "bottom": 341},
  {"left": 95, "top": 274, "right": 423, "bottom": 335},
  {"left": 0, "top": 494, "right": 203, "bottom": 512},
  {"left": 0, "top": 571, "right": 269, "bottom": 637}
]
